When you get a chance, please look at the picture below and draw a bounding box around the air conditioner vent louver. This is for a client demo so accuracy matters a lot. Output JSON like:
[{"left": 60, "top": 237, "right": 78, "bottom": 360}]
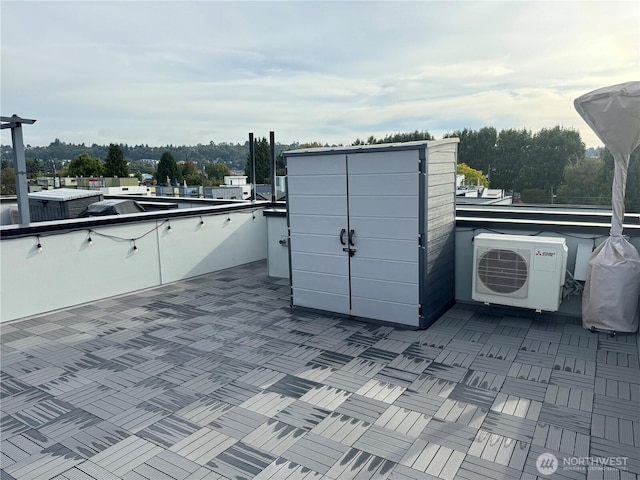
[
  {"left": 472, "top": 233, "right": 568, "bottom": 312},
  {"left": 477, "top": 249, "right": 528, "bottom": 294}
]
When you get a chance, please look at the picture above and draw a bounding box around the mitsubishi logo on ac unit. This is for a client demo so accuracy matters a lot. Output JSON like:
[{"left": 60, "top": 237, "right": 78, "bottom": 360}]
[{"left": 535, "top": 250, "right": 556, "bottom": 257}]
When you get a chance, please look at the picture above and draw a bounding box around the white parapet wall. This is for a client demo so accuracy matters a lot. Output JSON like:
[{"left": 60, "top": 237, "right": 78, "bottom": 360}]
[{"left": 0, "top": 209, "right": 267, "bottom": 323}]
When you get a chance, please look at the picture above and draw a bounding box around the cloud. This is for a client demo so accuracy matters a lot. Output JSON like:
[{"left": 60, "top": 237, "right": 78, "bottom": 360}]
[{"left": 1, "top": 1, "right": 638, "bottom": 148}]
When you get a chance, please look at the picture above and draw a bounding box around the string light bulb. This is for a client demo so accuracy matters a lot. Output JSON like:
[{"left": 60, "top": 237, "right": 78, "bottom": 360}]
[
  {"left": 199, "top": 216, "right": 204, "bottom": 225},
  {"left": 36, "top": 236, "right": 43, "bottom": 253},
  {"left": 227, "top": 214, "right": 231, "bottom": 223},
  {"left": 132, "top": 240, "right": 138, "bottom": 253},
  {"left": 167, "top": 222, "right": 172, "bottom": 231},
  {"left": 87, "top": 232, "right": 93, "bottom": 246}
]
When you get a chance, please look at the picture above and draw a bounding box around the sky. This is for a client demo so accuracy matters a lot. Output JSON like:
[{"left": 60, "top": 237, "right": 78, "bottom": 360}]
[{"left": 1, "top": 1, "right": 638, "bottom": 149}]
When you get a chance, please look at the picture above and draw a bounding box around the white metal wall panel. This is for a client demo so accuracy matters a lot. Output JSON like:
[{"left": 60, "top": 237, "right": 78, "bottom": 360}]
[
  {"left": 291, "top": 252, "right": 349, "bottom": 276},
  {"left": 292, "top": 270, "right": 350, "bottom": 295},
  {"left": 288, "top": 196, "right": 346, "bottom": 216},
  {"left": 348, "top": 196, "right": 419, "bottom": 218},
  {"left": 347, "top": 150, "right": 419, "bottom": 174},
  {"left": 345, "top": 217, "right": 416, "bottom": 240},
  {"left": 293, "top": 288, "right": 350, "bottom": 315},
  {"left": 287, "top": 175, "right": 346, "bottom": 196},
  {"left": 348, "top": 173, "right": 418, "bottom": 197},
  {"left": 288, "top": 154, "right": 350, "bottom": 314},
  {"left": 351, "top": 277, "right": 418, "bottom": 305},
  {"left": 350, "top": 297, "right": 419, "bottom": 326},
  {"left": 288, "top": 214, "right": 346, "bottom": 237},
  {"left": 286, "top": 154, "right": 346, "bottom": 176},
  {"left": 350, "top": 258, "right": 418, "bottom": 283}
]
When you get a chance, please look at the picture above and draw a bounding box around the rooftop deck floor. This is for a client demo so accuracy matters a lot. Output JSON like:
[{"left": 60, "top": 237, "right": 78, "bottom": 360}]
[{"left": 1, "top": 261, "right": 639, "bottom": 480}]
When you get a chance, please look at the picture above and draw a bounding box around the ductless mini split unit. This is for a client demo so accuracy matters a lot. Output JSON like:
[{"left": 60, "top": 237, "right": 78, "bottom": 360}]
[{"left": 472, "top": 233, "right": 568, "bottom": 312}]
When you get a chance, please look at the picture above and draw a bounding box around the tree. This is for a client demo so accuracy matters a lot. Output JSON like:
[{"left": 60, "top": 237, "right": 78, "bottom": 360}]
[
  {"left": 244, "top": 137, "right": 271, "bottom": 184},
  {"left": 493, "top": 128, "right": 532, "bottom": 192},
  {"left": 104, "top": 143, "right": 129, "bottom": 177},
  {"left": 457, "top": 163, "right": 488, "bottom": 187},
  {"left": 556, "top": 157, "right": 610, "bottom": 205},
  {"left": 177, "top": 161, "right": 201, "bottom": 185},
  {"left": 529, "top": 126, "right": 584, "bottom": 196},
  {"left": 205, "top": 162, "right": 231, "bottom": 185},
  {"left": 352, "top": 130, "right": 433, "bottom": 146},
  {"left": 26, "top": 158, "right": 44, "bottom": 179},
  {"left": 445, "top": 127, "right": 497, "bottom": 178},
  {"left": 156, "top": 151, "right": 178, "bottom": 185},
  {"left": 1, "top": 167, "right": 16, "bottom": 195},
  {"left": 67, "top": 153, "right": 105, "bottom": 177}
]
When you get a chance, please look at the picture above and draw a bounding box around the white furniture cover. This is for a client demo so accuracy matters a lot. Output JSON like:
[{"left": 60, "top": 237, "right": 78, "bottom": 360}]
[{"left": 574, "top": 81, "right": 640, "bottom": 333}]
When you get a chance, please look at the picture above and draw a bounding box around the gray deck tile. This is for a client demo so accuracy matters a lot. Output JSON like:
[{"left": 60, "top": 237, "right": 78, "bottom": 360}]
[
  {"left": 136, "top": 414, "right": 200, "bottom": 448},
  {"left": 175, "top": 397, "right": 234, "bottom": 426},
  {"left": 460, "top": 370, "right": 506, "bottom": 392},
  {"left": 274, "top": 400, "right": 331, "bottom": 431},
  {"left": 480, "top": 411, "right": 536, "bottom": 443},
  {"left": 2, "top": 261, "right": 639, "bottom": 480},
  {"left": 449, "top": 384, "right": 498, "bottom": 409},
  {"left": 418, "top": 417, "right": 477, "bottom": 451},
  {"left": 243, "top": 419, "right": 307, "bottom": 456},
  {"left": 538, "top": 403, "right": 592, "bottom": 435},
  {"left": 325, "top": 447, "right": 396, "bottom": 480},
  {"left": 282, "top": 432, "right": 351, "bottom": 474},
  {"left": 208, "top": 406, "right": 269, "bottom": 439},
  {"left": 352, "top": 425, "right": 413, "bottom": 463},
  {"left": 457, "top": 452, "right": 524, "bottom": 480},
  {"left": 206, "top": 441, "right": 276, "bottom": 479}
]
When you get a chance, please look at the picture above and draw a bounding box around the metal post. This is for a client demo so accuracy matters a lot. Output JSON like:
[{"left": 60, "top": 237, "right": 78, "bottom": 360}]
[
  {"left": 270, "top": 131, "right": 276, "bottom": 203},
  {"left": 11, "top": 125, "right": 30, "bottom": 224},
  {"left": 249, "top": 132, "right": 256, "bottom": 201},
  {"left": 2, "top": 115, "right": 36, "bottom": 224}
]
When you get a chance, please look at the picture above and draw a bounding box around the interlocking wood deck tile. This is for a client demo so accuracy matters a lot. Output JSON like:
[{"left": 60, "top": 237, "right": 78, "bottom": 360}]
[
  {"left": 532, "top": 423, "right": 590, "bottom": 457},
  {"left": 311, "top": 412, "right": 371, "bottom": 446},
  {"left": 457, "top": 451, "right": 523, "bottom": 480},
  {"left": 136, "top": 414, "right": 200, "bottom": 448},
  {"left": 460, "top": 370, "right": 506, "bottom": 392},
  {"left": 208, "top": 406, "right": 269, "bottom": 439},
  {"left": 176, "top": 397, "right": 234, "bottom": 427},
  {"left": 480, "top": 411, "right": 537, "bottom": 443},
  {"left": 538, "top": 403, "right": 592, "bottom": 435},
  {"left": 374, "top": 366, "right": 419, "bottom": 388},
  {"left": 434, "top": 399, "right": 487, "bottom": 428},
  {"left": 422, "top": 363, "right": 468, "bottom": 383},
  {"left": 243, "top": 419, "right": 307, "bottom": 456},
  {"left": 418, "top": 417, "right": 477, "bottom": 451},
  {"left": 252, "top": 457, "right": 323, "bottom": 480},
  {"left": 514, "top": 350, "right": 557, "bottom": 369},
  {"left": 4, "top": 443, "right": 84, "bottom": 480},
  {"left": 352, "top": 425, "right": 413, "bottom": 463},
  {"left": 60, "top": 420, "right": 131, "bottom": 458},
  {"left": 282, "top": 432, "right": 350, "bottom": 474},
  {"left": 205, "top": 441, "right": 276, "bottom": 479},
  {"left": 169, "top": 427, "right": 237, "bottom": 466},
  {"left": 299, "top": 384, "right": 352, "bottom": 410},
  {"left": 591, "top": 413, "right": 639, "bottom": 446},
  {"left": 544, "top": 385, "right": 594, "bottom": 412},
  {"left": 273, "top": 400, "right": 331, "bottom": 432},
  {"left": 325, "top": 447, "right": 396, "bottom": 480},
  {"left": 490, "top": 393, "right": 542, "bottom": 421},
  {"left": 391, "top": 390, "right": 444, "bottom": 418},
  {"left": 597, "top": 364, "right": 640, "bottom": 384},
  {"left": 433, "top": 350, "right": 475, "bottom": 369},
  {"left": 448, "top": 383, "right": 498, "bottom": 410},
  {"left": 373, "top": 405, "right": 430, "bottom": 438},
  {"left": 499, "top": 376, "right": 547, "bottom": 403}
]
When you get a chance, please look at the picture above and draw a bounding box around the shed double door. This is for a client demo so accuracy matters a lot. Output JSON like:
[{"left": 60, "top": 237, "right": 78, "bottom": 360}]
[{"left": 288, "top": 149, "right": 421, "bottom": 326}]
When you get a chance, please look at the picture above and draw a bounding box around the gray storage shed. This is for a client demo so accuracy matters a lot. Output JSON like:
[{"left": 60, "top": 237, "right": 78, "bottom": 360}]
[
  {"left": 284, "top": 139, "right": 459, "bottom": 328},
  {"left": 28, "top": 189, "right": 103, "bottom": 222}
]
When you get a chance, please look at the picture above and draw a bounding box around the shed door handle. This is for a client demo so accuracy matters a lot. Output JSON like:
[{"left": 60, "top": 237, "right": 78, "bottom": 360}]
[
  {"left": 348, "top": 229, "right": 355, "bottom": 246},
  {"left": 339, "top": 228, "right": 346, "bottom": 245}
]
